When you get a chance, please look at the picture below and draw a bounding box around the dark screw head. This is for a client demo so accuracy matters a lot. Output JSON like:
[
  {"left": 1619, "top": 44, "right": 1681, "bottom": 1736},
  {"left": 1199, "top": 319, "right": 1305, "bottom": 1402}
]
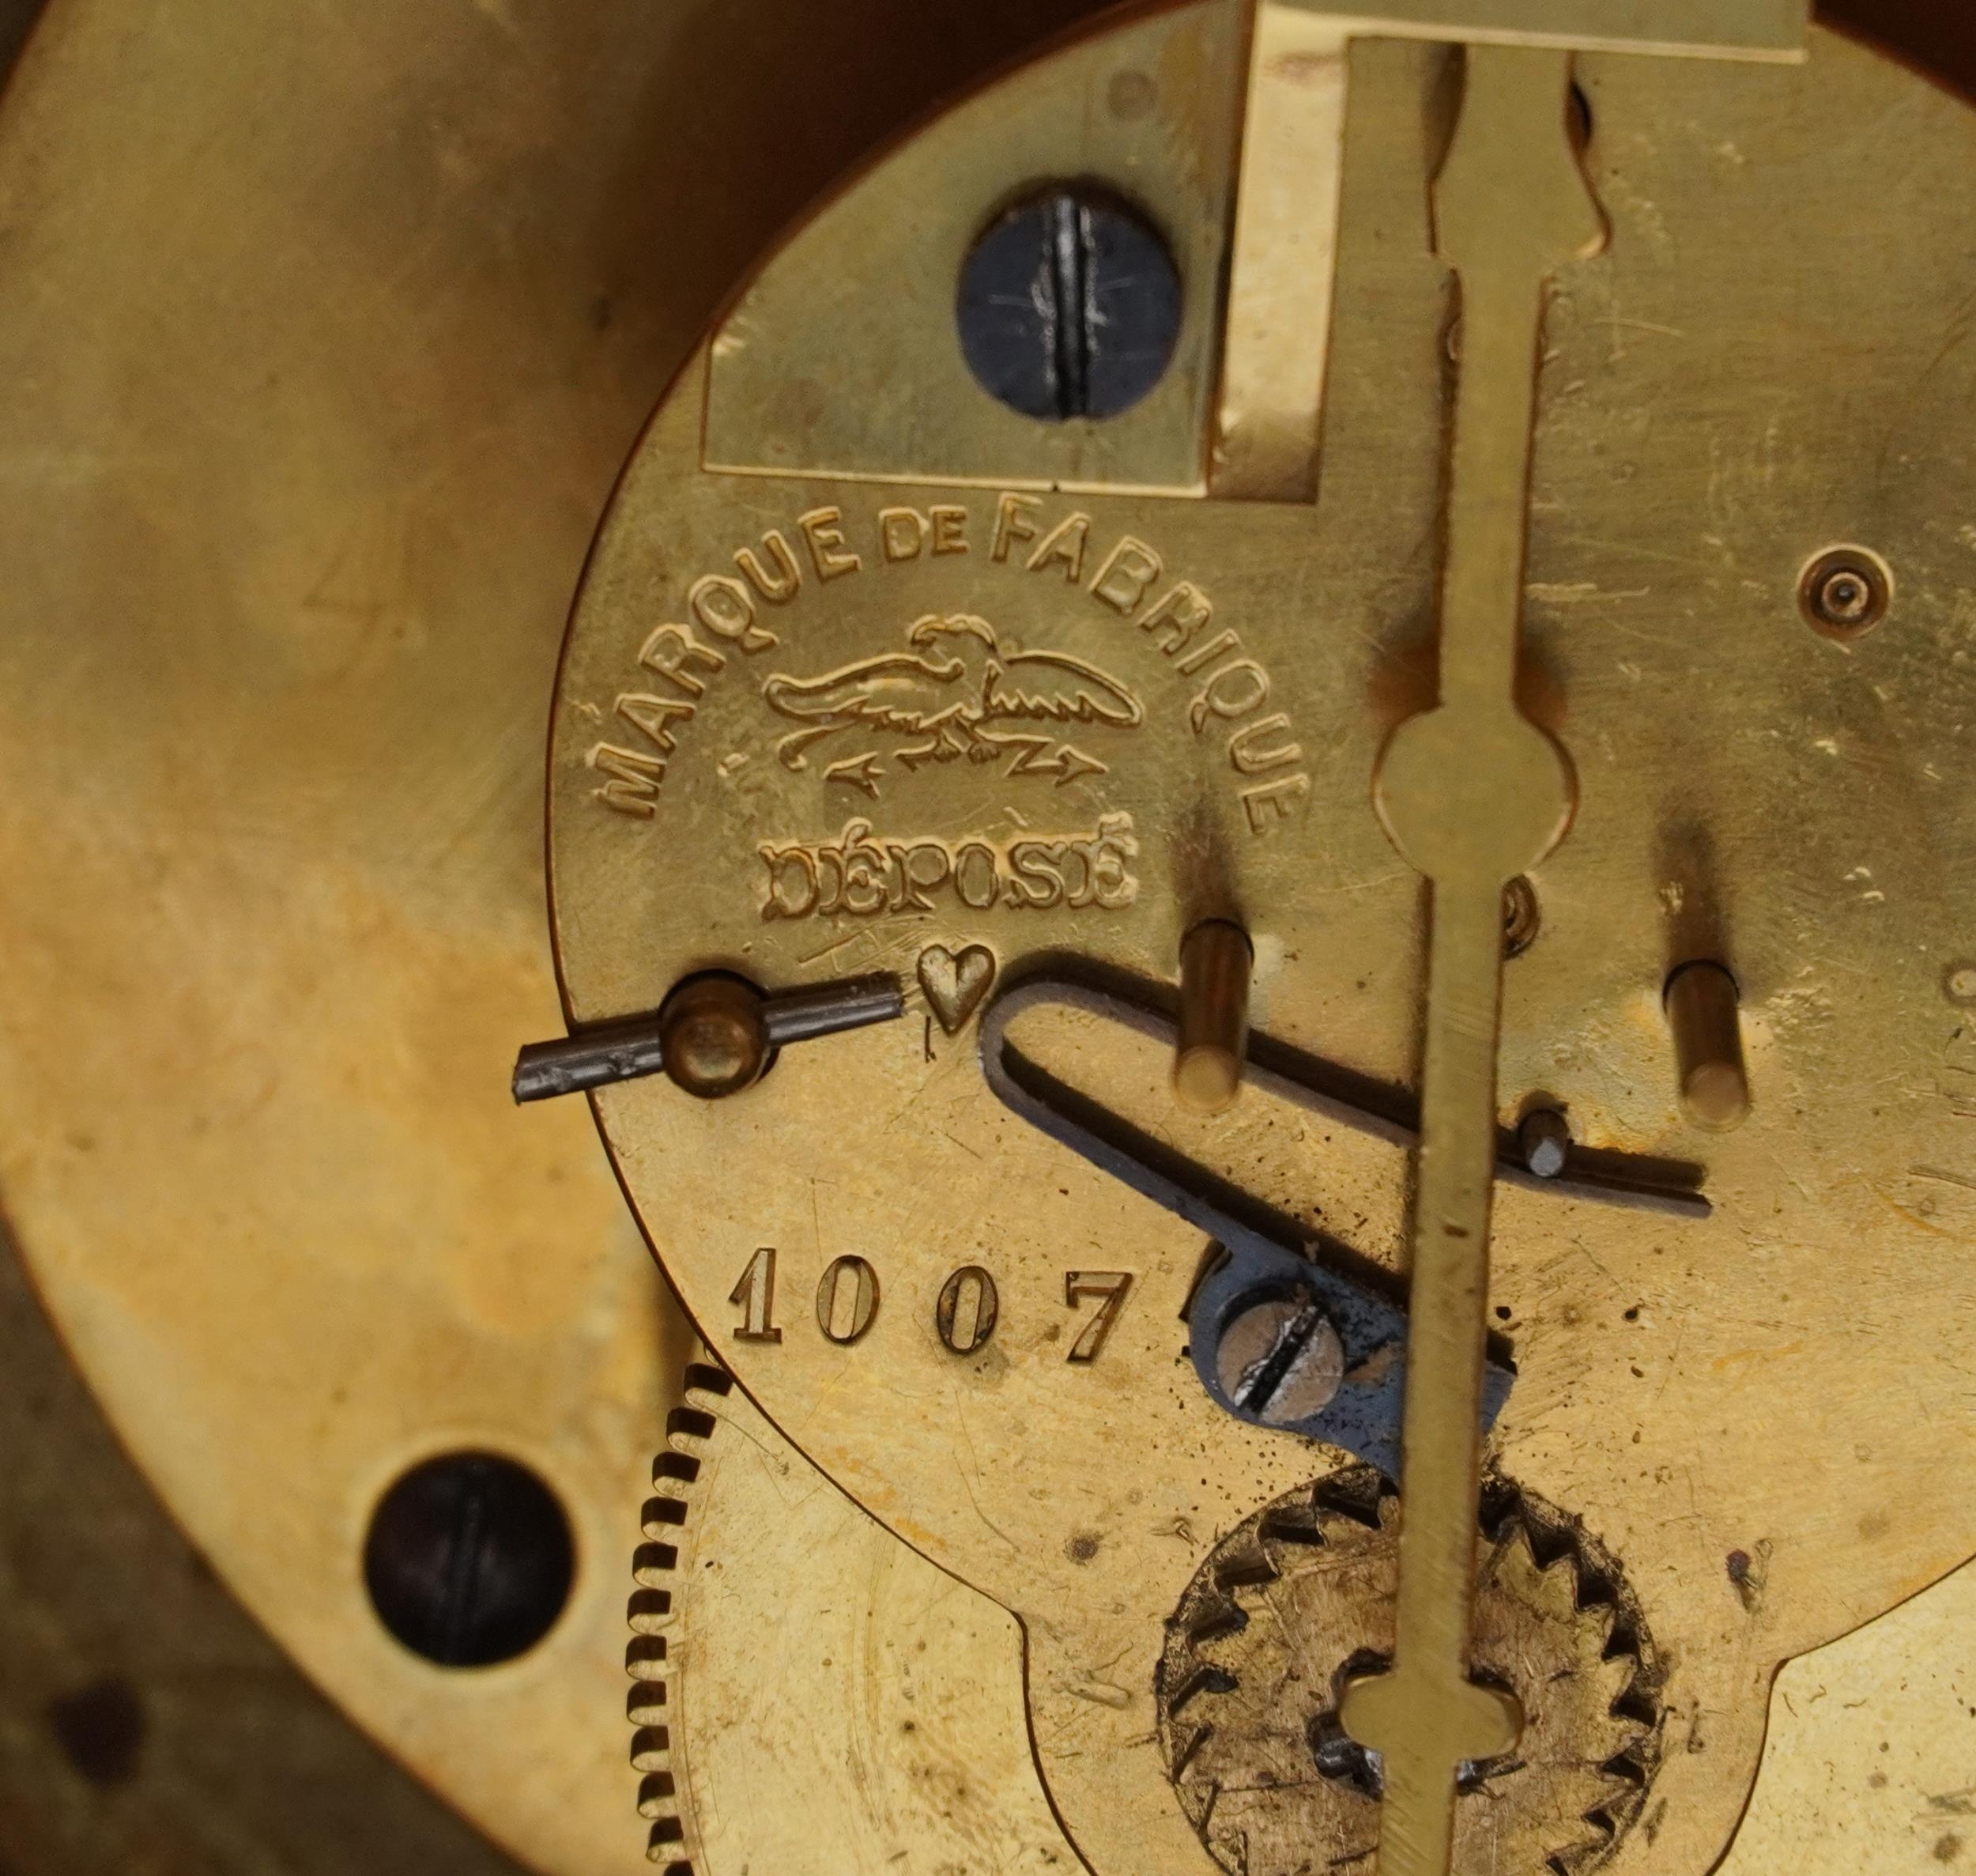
[
  {"left": 1799, "top": 546, "right": 1891, "bottom": 637},
  {"left": 1215, "top": 1293, "right": 1344, "bottom": 1425},
  {"left": 364, "top": 1451, "right": 573, "bottom": 1668},
  {"left": 956, "top": 186, "right": 1181, "bottom": 423}
]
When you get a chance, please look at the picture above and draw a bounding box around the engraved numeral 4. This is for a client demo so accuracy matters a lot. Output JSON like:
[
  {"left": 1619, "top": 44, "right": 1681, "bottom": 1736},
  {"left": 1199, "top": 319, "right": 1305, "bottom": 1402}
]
[
  {"left": 729, "top": 1246, "right": 782, "bottom": 1344},
  {"left": 1064, "top": 1270, "right": 1133, "bottom": 1363}
]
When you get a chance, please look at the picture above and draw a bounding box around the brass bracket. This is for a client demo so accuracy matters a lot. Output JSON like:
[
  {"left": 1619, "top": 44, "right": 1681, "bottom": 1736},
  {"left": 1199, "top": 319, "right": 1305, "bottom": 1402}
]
[{"left": 1282, "top": 0, "right": 1806, "bottom": 59}]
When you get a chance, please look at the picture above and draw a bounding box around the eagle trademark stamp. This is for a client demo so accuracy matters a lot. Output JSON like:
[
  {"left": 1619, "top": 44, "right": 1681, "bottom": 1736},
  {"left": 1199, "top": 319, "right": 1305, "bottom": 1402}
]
[
  {"left": 580, "top": 493, "right": 1312, "bottom": 838},
  {"left": 763, "top": 613, "right": 1143, "bottom": 798}
]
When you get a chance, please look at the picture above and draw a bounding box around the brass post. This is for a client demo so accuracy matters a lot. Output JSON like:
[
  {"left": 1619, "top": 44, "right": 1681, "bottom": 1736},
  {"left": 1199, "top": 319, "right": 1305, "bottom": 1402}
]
[
  {"left": 1175, "top": 921, "right": 1254, "bottom": 1115},
  {"left": 1665, "top": 961, "right": 1750, "bottom": 1128}
]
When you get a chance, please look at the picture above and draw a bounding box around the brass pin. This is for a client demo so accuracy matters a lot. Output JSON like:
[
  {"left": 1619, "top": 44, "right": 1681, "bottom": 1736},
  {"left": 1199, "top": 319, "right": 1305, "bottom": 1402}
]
[
  {"left": 1665, "top": 961, "right": 1750, "bottom": 1129},
  {"left": 1174, "top": 921, "right": 1254, "bottom": 1115}
]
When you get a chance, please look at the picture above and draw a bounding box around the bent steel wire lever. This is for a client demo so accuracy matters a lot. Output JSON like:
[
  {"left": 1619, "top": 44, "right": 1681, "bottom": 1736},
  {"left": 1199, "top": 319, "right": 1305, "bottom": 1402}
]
[{"left": 977, "top": 967, "right": 1706, "bottom": 1474}]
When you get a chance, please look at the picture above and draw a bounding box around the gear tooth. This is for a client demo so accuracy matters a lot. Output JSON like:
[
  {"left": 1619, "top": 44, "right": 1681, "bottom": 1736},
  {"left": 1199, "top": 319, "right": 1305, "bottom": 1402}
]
[
  {"left": 1310, "top": 1464, "right": 1390, "bottom": 1533},
  {"left": 1563, "top": 1797, "right": 1625, "bottom": 1863},
  {"left": 1258, "top": 1507, "right": 1326, "bottom": 1550},
  {"left": 1490, "top": 1510, "right": 1586, "bottom": 1624},
  {"left": 1545, "top": 1829, "right": 1604, "bottom": 1875},
  {"left": 632, "top": 1541, "right": 678, "bottom": 1587},
  {"left": 627, "top": 1678, "right": 668, "bottom": 1727},
  {"left": 627, "top": 1634, "right": 667, "bottom": 1677},
  {"left": 1589, "top": 1648, "right": 1644, "bottom": 1719},
  {"left": 1254, "top": 1531, "right": 1314, "bottom": 1580},
  {"left": 1531, "top": 1557, "right": 1586, "bottom": 1625},
  {"left": 653, "top": 1450, "right": 703, "bottom": 1491},
  {"left": 1575, "top": 1708, "right": 1647, "bottom": 1776},
  {"left": 1184, "top": 1597, "right": 1250, "bottom": 1659},
  {"left": 1210, "top": 1562, "right": 1273, "bottom": 1606},
  {"left": 1544, "top": 1534, "right": 1598, "bottom": 1601},
  {"left": 1228, "top": 1573, "right": 1276, "bottom": 1618},
  {"left": 1213, "top": 1524, "right": 1282, "bottom": 1590},
  {"left": 665, "top": 1403, "right": 718, "bottom": 1452},
  {"left": 636, "top": 1771, "right": 678, "bottom": 1820},
  {"left": 1510, "top": 1757, "right": 1642, "bottom": 1876},
  {"left": 1164, "top": 1660, "right": 1240, "bottom": 1719},
  {"left": 1597, "top": 1740, "right": 1653, "bottom": 1791},
  {"left": 1184, "top": 1546, "right": 1261, "bottom": 1644},
  {"left": 682, "top": 1359, "right": 733, "bottom": 1401},
  {"left": 629, "top": 1726, "right": 671, "bottom": 1774},
  {"left": 1170, "top": 1721, "right": 1214, "bottom": 1782},
  {"left": 642, "top": 1495, "right": 689, "bottom": 1541},
  {"left": 1489, "top": 1516, "right": 1545, "bottom": 1599},
  {"left": 628, "top": 1587, "right": 673, "bottom": 1635},
  {"left": 644, "top": 1809, "right": 688, "bottom": 1859}
]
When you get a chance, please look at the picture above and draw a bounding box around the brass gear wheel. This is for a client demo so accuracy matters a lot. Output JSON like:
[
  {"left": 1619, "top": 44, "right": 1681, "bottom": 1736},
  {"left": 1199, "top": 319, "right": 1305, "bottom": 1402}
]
[
  {"left": 624, "top": 1361, "right": 1078, "bottom": 1875},
  {"left": 1156, "top": 1472, "right": 1661, "bottom": 1876}
]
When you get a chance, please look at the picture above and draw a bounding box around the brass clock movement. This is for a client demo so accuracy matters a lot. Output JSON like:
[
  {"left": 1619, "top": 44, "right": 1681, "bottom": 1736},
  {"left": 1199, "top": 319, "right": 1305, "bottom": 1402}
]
[
  {"left": 528, "top": 4, "right": 1976, "bottom": 1872},
  {"left": 6, "top": 3, "right": 1976, "bottom": 1875}
]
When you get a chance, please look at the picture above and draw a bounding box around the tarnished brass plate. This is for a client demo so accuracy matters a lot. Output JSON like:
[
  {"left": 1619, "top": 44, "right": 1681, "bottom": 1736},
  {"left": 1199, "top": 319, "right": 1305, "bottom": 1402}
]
[
  {"left": 549, "top": 13, "right": 1976, "bottom": 1876},
  {"left": 8, "top": 2, "right": 1976, "bottom": 1875}
]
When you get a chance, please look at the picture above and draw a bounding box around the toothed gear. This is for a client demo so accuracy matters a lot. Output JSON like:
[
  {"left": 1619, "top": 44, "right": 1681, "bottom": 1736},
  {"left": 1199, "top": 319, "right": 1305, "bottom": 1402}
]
[
  {"left": 1156, "top": 1470, "right": 1661, "bottom": 1876},
  {"left": 626, "top": 1360, "right": 733, "bottom": 1871}
]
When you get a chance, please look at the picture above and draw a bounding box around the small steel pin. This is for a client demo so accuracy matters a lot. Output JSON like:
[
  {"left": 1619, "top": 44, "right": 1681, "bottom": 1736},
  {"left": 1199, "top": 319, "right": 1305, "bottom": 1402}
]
[
  {"left": 1664, "top": 960, "right": 1750, "bottom": 1130},
  {"left": 1518, "top": 1107, "right": 1572, "bottom": 1180},
  {"left": 1174, "top": 920, "right": 1254, "bottom": 1115},
  {"left": 511, "top": 972, "right": 903, "bottom": 1104}
]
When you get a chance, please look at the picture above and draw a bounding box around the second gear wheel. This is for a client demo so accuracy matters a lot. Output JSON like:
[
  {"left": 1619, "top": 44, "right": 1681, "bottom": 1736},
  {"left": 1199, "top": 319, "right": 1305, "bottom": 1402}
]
[
  {"left": 1156, "top": 1470, "right": 1661, "bottom": 1876},
  {"left": 626, "top": 1361, "right": 1078, "bottom": 1874}
]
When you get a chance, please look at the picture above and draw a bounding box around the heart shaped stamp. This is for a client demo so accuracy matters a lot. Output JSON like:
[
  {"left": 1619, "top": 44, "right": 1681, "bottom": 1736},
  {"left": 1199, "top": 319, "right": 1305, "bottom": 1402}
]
[{"left": 918, "top": 943, "right": 997, "bottom": 1036}]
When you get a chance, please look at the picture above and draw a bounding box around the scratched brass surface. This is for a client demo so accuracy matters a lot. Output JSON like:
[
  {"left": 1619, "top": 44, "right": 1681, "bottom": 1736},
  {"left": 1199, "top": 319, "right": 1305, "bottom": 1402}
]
[
  {"left": 629, "top": 1369, "right": 1080, "bottom": 1874},
  {"left": 550, "top": 12, "right": 1976, "bottom": 1876},
  {"left": 0, "top": 0, "right": 1100, "bottom": 1870},
  {"left": 1724, "top": 1558, "right": 1976, "bottom": 1871},
  {"left": 6, "top": 2, "right": 1976, "bottom": 1874}
]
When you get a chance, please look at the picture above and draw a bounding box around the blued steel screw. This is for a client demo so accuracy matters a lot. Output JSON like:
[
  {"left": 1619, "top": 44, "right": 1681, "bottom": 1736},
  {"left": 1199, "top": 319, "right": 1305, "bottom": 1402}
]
[
  {"left": 956, "top": 186, "right": 1182, "bottom": 422},
  {"left": 364, "top": 1451, "right": 573, "bottom": 1668}
]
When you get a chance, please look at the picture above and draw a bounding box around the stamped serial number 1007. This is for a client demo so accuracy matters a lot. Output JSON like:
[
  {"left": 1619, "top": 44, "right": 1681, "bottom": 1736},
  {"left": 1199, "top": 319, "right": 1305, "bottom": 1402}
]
[{"left": 727, "top": 1246, "right": 1133, "bottom": 1362}]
